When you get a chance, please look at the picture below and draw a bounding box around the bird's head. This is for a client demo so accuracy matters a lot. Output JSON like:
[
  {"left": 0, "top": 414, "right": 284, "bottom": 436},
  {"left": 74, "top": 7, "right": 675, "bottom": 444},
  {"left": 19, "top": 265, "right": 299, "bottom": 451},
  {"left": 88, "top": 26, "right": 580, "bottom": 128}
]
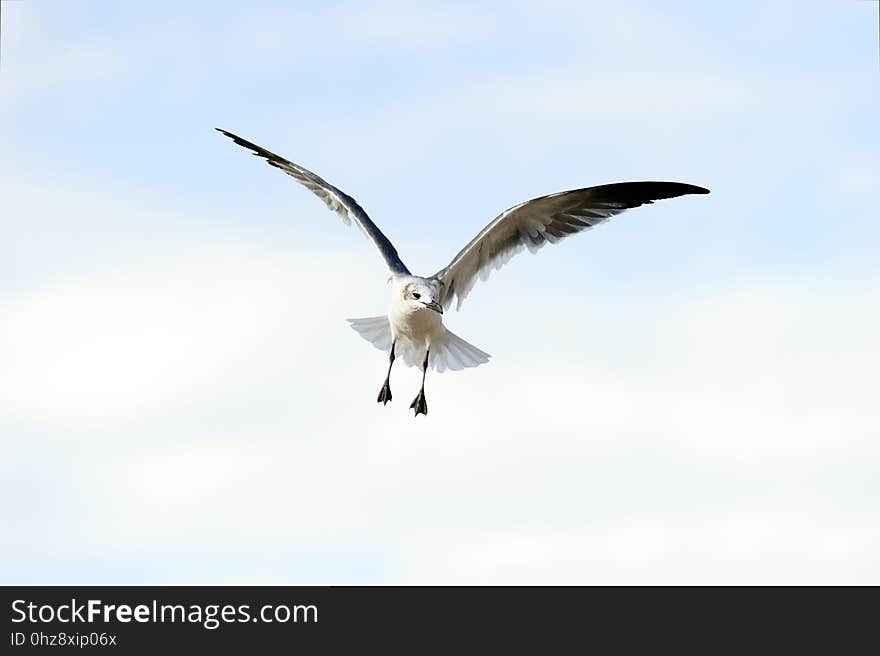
[{"left": 403, "top": 282, "right": 443, "bottom": 315}]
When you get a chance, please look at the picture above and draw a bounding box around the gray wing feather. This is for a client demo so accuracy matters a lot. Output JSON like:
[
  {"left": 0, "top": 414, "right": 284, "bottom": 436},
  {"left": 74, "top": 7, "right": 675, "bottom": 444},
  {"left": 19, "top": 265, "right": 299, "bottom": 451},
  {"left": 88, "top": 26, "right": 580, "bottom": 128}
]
[
  {"left": 432, "top": 181, "right": 709, "bottom": 310},
  {"left": 217, "top": 128, "right": 410, "bottom": 275}
]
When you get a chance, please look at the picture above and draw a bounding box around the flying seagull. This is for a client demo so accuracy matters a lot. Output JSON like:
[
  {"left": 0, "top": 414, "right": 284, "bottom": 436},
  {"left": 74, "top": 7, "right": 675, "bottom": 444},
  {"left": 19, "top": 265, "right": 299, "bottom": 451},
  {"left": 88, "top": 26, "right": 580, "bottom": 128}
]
[{"left": 217, "top": 128, "right": 709, "bottom": 416}]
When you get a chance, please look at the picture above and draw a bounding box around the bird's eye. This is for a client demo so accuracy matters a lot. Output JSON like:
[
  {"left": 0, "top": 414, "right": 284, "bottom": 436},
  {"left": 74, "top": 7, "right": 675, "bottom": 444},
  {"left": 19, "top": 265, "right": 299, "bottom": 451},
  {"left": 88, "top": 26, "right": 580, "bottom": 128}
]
[{"left": 412, "top": 292, "right": 421, "bottom": 300}]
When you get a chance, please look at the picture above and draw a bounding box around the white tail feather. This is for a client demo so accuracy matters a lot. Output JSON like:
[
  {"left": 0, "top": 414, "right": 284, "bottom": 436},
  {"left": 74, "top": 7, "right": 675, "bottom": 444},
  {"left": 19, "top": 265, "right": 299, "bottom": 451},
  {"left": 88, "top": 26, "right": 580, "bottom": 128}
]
[
  {"left": 347, "top": 317, "right": 490, "bottom": 373},
  {"left": 430, "top": 328, "right": 491, "bottom": 372}
]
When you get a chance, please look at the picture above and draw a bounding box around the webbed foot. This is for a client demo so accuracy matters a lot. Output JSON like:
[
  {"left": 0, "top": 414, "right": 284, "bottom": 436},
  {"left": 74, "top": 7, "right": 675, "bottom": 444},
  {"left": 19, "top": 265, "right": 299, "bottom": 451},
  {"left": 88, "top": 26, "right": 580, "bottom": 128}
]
[
  {"left": 377, "top": 379, "right": 392, "bottom": 405},
  {"left": 409, "top": 390, "right": 427, "bottom": 416}
]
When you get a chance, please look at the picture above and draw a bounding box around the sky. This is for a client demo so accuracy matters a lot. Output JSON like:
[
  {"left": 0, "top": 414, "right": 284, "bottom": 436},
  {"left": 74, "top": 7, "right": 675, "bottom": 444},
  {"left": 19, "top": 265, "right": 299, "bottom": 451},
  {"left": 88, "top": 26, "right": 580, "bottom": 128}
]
[{"left": 1, "top": 0, "right": 878, "bottom": 584}]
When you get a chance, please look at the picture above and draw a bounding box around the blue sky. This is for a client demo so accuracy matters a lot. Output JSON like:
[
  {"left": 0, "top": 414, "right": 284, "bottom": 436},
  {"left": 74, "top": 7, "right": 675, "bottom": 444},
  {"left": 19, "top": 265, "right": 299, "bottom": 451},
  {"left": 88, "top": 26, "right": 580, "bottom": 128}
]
[{"left": 1, "top": 1, "right": 879, "bottom": 584}]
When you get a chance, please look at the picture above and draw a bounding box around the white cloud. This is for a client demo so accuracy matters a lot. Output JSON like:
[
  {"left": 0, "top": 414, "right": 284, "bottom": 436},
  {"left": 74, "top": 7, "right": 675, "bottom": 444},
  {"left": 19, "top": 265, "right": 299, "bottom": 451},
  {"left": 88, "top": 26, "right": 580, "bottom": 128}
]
[
  {"left": 0, "top": 2, "right": 129, "bottom": 104},
  {"left": 392, "top": 504, "right": 880, "bottom": 584},
  {"left": 4, "top": 262, "right": 877, "bottom": 582},
  {"left": 0, "top": 246, "right": 360, "bottom": 430},
  {"left": 240, "top": 0, "right": 495, "bottom": 54}
]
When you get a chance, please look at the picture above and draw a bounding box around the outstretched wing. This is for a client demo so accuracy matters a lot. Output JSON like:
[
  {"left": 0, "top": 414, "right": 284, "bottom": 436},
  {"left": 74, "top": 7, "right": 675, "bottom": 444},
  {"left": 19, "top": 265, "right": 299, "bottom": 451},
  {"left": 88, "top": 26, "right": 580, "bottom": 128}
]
[
  {"left": 432, "top": 181, "right": 709, "bottom": 310},
  {"left": 217, "top": 128, "right": 410, "bottom": 275}
]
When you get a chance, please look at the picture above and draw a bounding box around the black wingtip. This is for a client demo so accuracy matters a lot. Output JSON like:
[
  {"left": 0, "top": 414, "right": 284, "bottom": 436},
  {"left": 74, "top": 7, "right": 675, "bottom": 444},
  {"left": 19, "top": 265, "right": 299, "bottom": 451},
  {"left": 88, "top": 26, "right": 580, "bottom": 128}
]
[
  {"left": 654, "top": 182, "right": 711, "bottom": 199},
  {"left": 216, "top": 127, "right": 240, "bottom": 143},
  {"left": 662, "top": 182, "right": 710, "bottom": 196},
  {"left": 214, "top": 128, "right": 284, "bottom": 162},
  {"left": 586, "top": 181, "right": 711, "bottom": 206}
]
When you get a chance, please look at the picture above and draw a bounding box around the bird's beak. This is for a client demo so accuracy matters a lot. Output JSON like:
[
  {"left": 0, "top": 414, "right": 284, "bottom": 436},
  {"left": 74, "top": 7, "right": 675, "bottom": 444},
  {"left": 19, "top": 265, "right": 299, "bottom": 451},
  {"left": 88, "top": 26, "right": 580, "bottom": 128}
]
[{"left": 423, "top": 300, "right": 444, "bottom": 315}]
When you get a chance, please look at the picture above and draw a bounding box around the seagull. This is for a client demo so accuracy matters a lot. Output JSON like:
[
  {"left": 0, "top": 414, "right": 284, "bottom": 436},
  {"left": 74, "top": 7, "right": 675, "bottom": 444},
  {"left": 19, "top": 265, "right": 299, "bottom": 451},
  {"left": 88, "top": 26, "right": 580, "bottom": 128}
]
[{"left": 217, "top": 128, "right": 709, "bottom": 416}]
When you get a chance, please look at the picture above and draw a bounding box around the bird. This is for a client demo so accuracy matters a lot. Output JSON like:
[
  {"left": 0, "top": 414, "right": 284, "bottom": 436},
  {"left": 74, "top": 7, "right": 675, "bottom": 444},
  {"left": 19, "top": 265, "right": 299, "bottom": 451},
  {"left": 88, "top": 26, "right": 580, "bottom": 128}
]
[{"left": 217, "top": 128, "right": 709, "bottom": 416}]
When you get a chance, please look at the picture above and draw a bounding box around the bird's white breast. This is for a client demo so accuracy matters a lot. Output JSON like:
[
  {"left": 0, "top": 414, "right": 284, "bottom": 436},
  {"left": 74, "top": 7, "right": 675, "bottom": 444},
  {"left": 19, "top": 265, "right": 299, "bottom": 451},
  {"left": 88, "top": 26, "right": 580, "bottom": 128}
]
[{"left": 389, "top": 303, "right": 444, "bottom": 345}]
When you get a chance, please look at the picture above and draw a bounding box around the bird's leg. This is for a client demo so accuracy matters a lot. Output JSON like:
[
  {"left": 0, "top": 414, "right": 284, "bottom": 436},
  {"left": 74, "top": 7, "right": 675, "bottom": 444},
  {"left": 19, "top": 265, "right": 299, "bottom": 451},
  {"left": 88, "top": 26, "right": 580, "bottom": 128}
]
[
  {"left": 409, "top": 348, "right": 430, "bottom": 417},
  {"left": 377, "top": 340, "right": 396, "bottom": 405}
]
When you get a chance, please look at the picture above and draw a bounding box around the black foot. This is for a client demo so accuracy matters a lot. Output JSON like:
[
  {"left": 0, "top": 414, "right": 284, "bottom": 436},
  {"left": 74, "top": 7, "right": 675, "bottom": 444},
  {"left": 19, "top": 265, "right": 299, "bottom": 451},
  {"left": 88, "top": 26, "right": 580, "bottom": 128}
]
[
  {"left": 409, "top": 390, "right": 428, "bottom": 417},
  {"left": 377, "top": 379, "right": 392, "bottom": 405}
]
